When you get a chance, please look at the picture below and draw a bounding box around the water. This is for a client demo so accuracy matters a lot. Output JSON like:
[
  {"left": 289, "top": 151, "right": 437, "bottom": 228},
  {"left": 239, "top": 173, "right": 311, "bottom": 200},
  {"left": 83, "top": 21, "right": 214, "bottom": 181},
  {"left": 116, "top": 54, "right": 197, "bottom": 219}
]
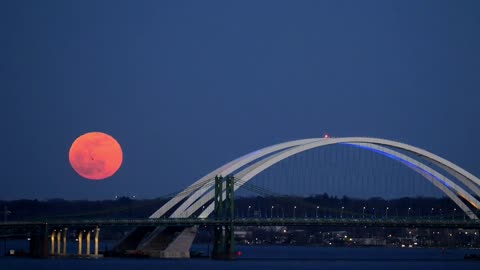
[{"left": 1, "top": 241, "right": 479, "bottom": 270}]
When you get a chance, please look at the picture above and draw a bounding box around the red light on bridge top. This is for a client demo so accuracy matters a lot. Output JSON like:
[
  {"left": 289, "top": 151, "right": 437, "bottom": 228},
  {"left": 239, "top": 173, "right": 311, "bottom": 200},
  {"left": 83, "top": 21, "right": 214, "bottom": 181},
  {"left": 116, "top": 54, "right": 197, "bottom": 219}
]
[
  {"left": 237, "top": 250, "right": 243, "bottom": 257},
  {"left": 324, "top": 134, "right": 329, "bottom": 138}
]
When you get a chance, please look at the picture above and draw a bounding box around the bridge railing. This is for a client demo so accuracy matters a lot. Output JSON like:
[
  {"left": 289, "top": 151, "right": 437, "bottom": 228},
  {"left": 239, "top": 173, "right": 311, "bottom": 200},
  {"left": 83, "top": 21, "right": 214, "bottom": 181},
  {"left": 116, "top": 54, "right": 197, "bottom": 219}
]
[{"left": 1, "top": 217, "right": 480, "bottom": 230}]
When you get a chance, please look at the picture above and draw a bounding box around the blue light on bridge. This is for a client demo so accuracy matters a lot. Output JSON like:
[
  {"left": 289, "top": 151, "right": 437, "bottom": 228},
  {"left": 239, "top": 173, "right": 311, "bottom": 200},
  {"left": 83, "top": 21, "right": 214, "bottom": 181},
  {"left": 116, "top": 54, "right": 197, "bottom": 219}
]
[{"left": 341, "top": 143, "right": 453, "bottom": 190}]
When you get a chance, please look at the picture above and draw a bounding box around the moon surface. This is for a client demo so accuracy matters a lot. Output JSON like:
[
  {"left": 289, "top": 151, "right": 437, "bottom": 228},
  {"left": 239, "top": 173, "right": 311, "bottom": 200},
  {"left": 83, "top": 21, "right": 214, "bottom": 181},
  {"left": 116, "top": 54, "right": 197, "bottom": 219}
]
[{"left": 69, "top": 132, "right": 123, "bottom": 180}]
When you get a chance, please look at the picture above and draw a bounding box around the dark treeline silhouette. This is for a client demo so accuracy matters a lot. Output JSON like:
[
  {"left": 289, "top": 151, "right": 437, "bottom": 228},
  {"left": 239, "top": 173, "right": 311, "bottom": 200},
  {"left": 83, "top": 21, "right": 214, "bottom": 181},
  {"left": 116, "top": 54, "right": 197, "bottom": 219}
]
[
  {"left": 1, "top": 194, "right": 477, "bottom": 221},
  {"left": 1, "top": 197, "right": 169, "bottom": 221}
]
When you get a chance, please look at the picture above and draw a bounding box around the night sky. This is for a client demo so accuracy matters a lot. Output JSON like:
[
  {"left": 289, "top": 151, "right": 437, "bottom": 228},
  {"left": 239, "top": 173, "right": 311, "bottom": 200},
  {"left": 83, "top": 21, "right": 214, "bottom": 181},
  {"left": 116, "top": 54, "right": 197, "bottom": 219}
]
[{"left": 1, "top": 1, "right": 479, "bottom": 200}]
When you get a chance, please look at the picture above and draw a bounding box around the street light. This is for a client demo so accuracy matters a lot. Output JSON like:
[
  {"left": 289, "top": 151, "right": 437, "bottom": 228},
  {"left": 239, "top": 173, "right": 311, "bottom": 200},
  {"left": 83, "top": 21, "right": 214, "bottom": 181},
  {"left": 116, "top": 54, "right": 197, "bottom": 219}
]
[
  {"left": 293, "top": 206, "right": 297, "bottom": 218},
  {"left": 408, "top": 207, "right": 411, "bottom": 217},
  {"left": 362, "top": 206, "right": 366, "bottom": 219},
  {"left": 385, "top": 207, "right": 389, "bottom": 219},
  {"left": 316, "top": 206, "right": 319, "bottom": 218},
  {"left": 431, "top": 208, "right": 434, "bottom": 218},
  {"left": 271, "top": 206, "right": 274, "bottom": 218},
  {"left": 453, "top": 208, "right": 456, "bottom": 220},
  {"left": 372, "top": 208, "right": 376, "bottom": 218},
  {"left": 248, "top": 205, "right": 251, "bottom": 218},
  {"left": 341, "top": 206, "right": 344, "bottom": 219}
]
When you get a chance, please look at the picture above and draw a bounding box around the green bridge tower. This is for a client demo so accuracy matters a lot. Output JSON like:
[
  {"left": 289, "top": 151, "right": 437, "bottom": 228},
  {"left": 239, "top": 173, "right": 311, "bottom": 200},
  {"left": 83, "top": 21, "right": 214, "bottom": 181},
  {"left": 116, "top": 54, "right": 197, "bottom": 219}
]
[{"left": 212, "top": 175, "right": 235, "bottom": 260}]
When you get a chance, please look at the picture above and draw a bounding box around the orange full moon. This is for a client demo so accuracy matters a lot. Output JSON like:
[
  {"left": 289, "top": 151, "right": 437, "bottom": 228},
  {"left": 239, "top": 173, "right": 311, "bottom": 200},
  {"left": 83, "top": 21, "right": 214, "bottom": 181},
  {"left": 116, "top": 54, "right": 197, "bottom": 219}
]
[{"left": 69, "top": 132, "right": 123, "bottom": 180}]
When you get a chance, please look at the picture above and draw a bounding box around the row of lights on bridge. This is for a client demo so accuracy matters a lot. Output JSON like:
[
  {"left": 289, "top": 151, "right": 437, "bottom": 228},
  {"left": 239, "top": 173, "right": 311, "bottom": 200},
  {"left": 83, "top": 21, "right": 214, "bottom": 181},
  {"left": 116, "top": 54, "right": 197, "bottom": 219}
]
[{"left": 243, "top": 205, "right": 460, "bottom": 218}]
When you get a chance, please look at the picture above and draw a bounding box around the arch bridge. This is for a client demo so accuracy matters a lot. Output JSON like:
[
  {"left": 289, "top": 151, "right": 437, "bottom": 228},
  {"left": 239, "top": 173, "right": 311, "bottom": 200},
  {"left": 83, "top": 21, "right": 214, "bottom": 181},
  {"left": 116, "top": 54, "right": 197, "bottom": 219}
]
[
  {"left": 127, "top": 137, "right": 480, "bottom": 258},
  {"left": 154, "top": 137, "right": 480, "bottom": 220}
]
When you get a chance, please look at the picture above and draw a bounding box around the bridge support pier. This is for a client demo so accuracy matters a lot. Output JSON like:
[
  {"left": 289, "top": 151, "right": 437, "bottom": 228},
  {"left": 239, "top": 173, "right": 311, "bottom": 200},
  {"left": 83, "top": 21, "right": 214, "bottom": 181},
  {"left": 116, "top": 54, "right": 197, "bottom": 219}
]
[
  {"left": 78, "top": 231, "right": 83, "bottom": 255},
  {"left": 212, "top": 175, "right": 235, "bottom": 260},
  {"left": 94, "top": 227, "right": 100, "bottom": 256},
  {"left": 50, "top": 231, "right": 55, "bottom": 255},
  {"left": 86, "top": 231, "right": 91, "bottom": 255},
  {"left": 56, "top": 231, "right": 62, "bottom": 255},
  {"left": 62, "top": 228, "right": 68, "bottom": 255}
]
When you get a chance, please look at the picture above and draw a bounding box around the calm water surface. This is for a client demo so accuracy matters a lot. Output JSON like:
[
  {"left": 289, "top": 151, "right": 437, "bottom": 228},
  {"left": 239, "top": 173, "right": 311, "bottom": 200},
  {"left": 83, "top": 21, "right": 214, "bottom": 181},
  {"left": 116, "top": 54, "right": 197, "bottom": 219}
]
[{"left": 1, "top": 241, "right": 478, "bottom": 270}]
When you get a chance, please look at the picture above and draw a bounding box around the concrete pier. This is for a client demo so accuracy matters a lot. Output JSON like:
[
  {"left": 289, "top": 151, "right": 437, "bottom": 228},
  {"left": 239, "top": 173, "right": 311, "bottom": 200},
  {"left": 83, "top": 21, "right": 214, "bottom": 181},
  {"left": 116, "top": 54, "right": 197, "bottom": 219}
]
[
  {"left": 62, "top": 228, "right": 68, "bottom": 255},
  {"left": 94, "top": 227, "right": 100, "bottom": 256},
  {"left": 50, "top": 231, "right": 55, "bottom": 254},
  {"left": 56, "top": 231, "right": 62, "bottom": 255},
  {"left": 78, "top": 231, "right": 83, "bottom": 255},
  {"left": 46, "top": 228, "right": 101, "bottom": 257},
  {"left": 86, "top": 231, "right": 91, "bottom": 255}
]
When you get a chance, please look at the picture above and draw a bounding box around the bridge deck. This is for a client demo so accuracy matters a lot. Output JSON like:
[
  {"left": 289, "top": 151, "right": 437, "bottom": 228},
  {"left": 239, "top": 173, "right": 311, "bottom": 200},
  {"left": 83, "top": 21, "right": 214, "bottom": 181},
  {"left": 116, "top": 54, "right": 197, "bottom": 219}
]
[{"left": 2, "top": 218, "right": 480, "bottom": 229}]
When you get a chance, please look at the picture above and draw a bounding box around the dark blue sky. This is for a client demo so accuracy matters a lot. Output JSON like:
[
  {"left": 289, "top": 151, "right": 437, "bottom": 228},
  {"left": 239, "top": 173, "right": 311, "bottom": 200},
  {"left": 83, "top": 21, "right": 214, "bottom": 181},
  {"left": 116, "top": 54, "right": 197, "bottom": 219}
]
[{"left": 1, "top": 1, "right": 479, "bottom": 200}]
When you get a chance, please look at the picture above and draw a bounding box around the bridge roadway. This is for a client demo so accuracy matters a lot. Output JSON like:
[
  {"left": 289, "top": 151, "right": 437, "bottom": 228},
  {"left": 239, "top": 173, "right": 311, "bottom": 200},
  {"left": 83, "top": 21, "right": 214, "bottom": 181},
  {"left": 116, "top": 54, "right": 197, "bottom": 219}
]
[{"left": 2, "top": 218, "right": 480, "bottom": 230}]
